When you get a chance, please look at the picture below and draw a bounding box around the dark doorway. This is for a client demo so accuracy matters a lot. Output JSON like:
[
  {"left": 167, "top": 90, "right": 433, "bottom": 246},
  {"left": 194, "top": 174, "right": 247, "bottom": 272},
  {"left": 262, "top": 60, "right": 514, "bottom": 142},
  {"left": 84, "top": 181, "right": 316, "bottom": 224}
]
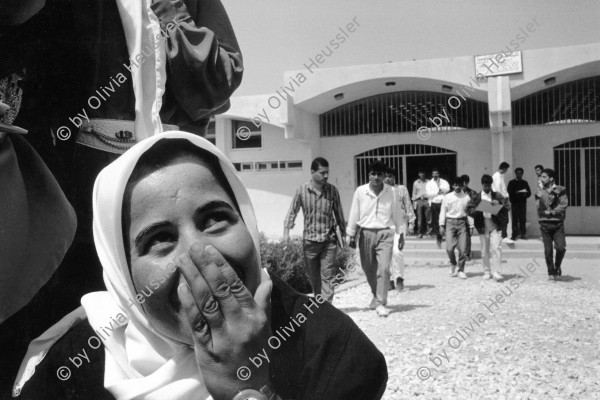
[{"left": 405, "top": 154, "right": 457, "bottom": 195}]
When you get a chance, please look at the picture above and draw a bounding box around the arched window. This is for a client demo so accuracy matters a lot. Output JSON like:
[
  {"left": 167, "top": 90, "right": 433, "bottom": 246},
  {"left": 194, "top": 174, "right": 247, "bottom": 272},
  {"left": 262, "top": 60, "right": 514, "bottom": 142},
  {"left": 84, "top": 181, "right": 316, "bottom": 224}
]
[
  {"left": 320, "top": 91, "right": 489, "bottom": 137},
  {"left": 513, "top": 76, "right": 600, "bottom": 126}
]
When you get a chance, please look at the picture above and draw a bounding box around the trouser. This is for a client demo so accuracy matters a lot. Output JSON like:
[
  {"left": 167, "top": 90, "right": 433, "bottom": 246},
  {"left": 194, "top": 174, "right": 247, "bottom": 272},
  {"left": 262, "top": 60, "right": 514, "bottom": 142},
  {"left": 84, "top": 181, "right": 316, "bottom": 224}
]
[
  {"left": 390, "top": 226, "right": 407, "bottom": 280},
  {"left": 479, "top": 218, "right": 502, "bottom": 274},
  {"left": 303, "top": 238, "right": 338, "bottom": 302},
  {"left": 539, "top": 221, "right": 567, "bottom": 276},
  {"left": 358, "top": 228, "right": 394, "bottom": 307},
  {"left": 511, "top": 202, "right": 527, "bottom": 238},
  {"left": 414, "top": 199, "right": 431, "bottom": 234},
  {"left": 445, "top": 218, "right": 468, "bottom": 271},
  {"left": 466, "top": 225, "right": 472, "bottom": 257},
  {"left": 430, "top": 202, "right": 442, "bottom": 241}
]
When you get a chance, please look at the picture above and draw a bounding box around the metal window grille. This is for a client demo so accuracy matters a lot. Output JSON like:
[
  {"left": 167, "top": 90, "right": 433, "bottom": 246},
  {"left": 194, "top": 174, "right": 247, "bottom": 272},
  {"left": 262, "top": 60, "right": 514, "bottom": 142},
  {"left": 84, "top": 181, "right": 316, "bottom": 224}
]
[
  {"left": 513, "top": 76, "right": 600, "bottom": 126},
  {"left": 554, "top": 135, "right": 600, "bottom": 207},
  {"left": 355, "top": 144, "right": 457, "bottom": 186},
  {"left": 320, "top": 91, "right": 489, "bottom": 137}
]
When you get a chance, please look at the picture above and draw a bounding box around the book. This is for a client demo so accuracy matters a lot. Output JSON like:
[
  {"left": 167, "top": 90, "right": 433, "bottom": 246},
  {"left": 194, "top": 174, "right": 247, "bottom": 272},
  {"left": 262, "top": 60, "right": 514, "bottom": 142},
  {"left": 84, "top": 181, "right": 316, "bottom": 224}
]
[{"left": 475, "top": 199, "right": 503, "bottom": 215}]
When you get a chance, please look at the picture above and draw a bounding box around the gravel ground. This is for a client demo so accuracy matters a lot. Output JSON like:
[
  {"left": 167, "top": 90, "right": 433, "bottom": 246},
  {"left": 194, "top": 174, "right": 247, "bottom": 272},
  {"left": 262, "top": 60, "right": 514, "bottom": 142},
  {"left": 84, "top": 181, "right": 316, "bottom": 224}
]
[{"left": 332, "top": 257, "right": 600, "bottom": 400}]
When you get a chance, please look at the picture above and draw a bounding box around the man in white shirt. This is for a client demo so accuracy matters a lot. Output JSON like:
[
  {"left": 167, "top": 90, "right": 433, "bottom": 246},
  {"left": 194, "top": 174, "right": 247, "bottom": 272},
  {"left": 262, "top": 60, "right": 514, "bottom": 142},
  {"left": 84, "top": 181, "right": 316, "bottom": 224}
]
[
  {"left": 426, "top": 167, "right": 450, "bottom": 248},
  {"left": 467, "top": 174, "right": 510, "bottom": 282},
  {"left": 384, "top": 168, "right": 416, "bottom": 292},
  {"left": 347, "top": 161, "right": 403, "bottom": 317},
  {"left": 439, "top": 177, "right": 473, "bottom": 279},
  {"left": 492, "top": 162, "right": 514, "bottom": 244},
  {"left": 411, "top": 168, "right": 431, "bottom": 238}
]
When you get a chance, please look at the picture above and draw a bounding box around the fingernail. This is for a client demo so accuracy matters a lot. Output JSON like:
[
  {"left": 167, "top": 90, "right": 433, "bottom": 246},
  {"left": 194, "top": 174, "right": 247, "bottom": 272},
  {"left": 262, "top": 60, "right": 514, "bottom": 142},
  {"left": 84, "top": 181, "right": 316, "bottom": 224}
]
[{"left": 178, "top": 283, "right": 189, "bottom": 294}]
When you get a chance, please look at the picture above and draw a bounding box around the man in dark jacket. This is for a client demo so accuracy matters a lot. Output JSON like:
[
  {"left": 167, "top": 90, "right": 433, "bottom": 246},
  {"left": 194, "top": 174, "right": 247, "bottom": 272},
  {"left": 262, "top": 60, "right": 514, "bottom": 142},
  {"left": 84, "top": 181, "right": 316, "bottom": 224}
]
[
  {"left": 507, "top": 168, "right": 532, "bottom": 240},
  {"left": 536, "top": 168, "right": 568, "bottom": 280},
  {"left": 467, "top": 175, "right": 510, "bottom": 282}
]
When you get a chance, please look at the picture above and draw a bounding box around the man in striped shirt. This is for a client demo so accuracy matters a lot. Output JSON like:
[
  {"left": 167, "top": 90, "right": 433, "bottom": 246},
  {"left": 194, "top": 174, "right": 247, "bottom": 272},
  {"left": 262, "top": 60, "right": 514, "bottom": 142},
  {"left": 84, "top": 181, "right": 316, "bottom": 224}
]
[{"left": 284, "top": 157, "right": 346, "bottom": 302}]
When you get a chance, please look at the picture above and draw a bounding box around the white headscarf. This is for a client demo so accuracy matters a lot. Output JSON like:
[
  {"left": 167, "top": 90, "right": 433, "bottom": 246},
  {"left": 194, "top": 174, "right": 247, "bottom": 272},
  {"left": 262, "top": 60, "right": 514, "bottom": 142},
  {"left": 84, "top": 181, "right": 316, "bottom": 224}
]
[{"left": 83, "top": 131, "right": 264, "bottom": 400}]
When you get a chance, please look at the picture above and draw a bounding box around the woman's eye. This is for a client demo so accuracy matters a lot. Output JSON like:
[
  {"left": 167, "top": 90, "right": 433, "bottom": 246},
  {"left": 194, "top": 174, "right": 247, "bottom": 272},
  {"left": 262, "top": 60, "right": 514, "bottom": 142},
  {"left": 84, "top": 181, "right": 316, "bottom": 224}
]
[
  {"left": 203, "top": 211, "right": 233, "bottom": 231},
  {"left": 146, "top": 232, "right": 176, "bottom": 253}
]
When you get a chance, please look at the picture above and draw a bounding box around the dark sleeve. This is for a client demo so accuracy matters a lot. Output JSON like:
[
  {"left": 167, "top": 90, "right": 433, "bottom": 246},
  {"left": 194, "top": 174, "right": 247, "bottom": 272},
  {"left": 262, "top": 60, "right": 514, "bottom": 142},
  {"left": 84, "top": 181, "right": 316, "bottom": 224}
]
[
  {"left": 269, "top": 277, "right": 387, "bottom": 400},
  {"left": 525, "top": 182, "right": 532, "bottom": 199},
  {"left": 466, "top": 193, "right": 481, "bottom": 217},
  {"left": 552, "top": 190, "right": 569, "bottom": 217},
  {"left": 150, "top": 0, "right": 244, "bottom": 121},
  {"left": 17, "top": 320, "right": 112, "bottom": 400},
  {"left": 507, "top": 181, "right": 515, "bottom": 202}
]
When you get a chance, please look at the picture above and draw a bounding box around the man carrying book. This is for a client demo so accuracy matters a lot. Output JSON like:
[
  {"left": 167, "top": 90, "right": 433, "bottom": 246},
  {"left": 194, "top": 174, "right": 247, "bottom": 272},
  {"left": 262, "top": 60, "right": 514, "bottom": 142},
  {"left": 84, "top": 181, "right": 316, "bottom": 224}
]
[{"left": 467, "top": 174, "right": 510, "bottom": 281}]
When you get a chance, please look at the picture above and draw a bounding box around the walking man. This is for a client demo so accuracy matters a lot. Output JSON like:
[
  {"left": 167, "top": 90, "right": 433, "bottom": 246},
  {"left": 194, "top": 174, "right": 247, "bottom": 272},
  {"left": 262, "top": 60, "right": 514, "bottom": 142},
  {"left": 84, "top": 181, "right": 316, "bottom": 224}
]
[
  {"left": 384, "top": 168, "right": 416, "bottom": 291},
  {"left": 284, "top": 157, "right": 346, "bottom": 302},
  {"left": 492, "top": 162, "right": 514, "bottom": 244},
  {"left": 439, "top": 177, "right": 472, "bottom": 279},
  {"left": 536, "top": 168, "right": 568, "bottom": 281},
  {"left": 347, "top": 161, "right": 404, "bottom": 317},
  {"left": 426, "top": 167, "right": 450, "bottom": 248},
  {"left": 461, "top": 174, "right": 477, "bottom": 261},
  {"left": 467, "top": 174, "right": 510, "bottom": 282},
  {"left": 507, "top": 167, "right": 532, "bottom": 240},
  {"left": 412, "top": 168, "right": 431, "bottom": 238}
]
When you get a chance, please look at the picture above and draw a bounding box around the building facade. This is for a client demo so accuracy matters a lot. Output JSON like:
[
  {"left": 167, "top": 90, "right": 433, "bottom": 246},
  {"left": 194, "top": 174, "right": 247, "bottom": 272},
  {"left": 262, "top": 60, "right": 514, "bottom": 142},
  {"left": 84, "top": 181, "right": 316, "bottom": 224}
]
[{"left": 213, "top": 43, "right": 600, "bottom": 237}]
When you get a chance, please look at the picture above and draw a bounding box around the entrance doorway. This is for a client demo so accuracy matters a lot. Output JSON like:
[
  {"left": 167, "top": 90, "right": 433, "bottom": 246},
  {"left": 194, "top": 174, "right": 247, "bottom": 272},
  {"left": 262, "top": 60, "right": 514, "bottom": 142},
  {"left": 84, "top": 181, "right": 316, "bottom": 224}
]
[{"left": 355, "top": 144, "right": 457, "bottom": 194}]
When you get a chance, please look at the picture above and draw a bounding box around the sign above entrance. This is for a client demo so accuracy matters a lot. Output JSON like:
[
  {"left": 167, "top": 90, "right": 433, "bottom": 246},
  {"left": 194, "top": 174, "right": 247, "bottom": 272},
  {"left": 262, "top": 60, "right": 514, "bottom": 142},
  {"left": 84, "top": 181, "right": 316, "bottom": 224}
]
[{"left": 474, "top": 50, "right": 522, "bottom": 77}]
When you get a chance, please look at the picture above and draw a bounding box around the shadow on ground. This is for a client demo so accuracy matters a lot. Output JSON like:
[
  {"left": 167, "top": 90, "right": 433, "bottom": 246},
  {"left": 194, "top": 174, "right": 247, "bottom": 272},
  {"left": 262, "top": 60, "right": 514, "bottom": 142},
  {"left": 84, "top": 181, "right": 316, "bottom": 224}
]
[
  {"left": 403, "top": 284, "right": 435, "bottom": 291},
  {"left": 337, "top": 304, "right": 430, "bottom": 314}
]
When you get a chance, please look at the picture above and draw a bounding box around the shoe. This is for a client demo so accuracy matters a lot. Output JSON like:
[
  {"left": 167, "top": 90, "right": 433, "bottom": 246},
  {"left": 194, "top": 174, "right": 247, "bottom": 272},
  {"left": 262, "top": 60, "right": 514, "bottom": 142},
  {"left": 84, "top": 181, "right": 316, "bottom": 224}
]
[
  {"left": 458, "top": 271, "right": 467, "bottom": 279},
  {"left": 396, "top": 277, "right": 404, "bottom": 292},
  {"left": 510, "top": 236, "right": 517, "bottom": 241},
  {"left": 492, "top": 272, "right": 503, "bottom": 282},
  {"left": 376, "top": 305, "right": 390, "bottom": 317},
  {"left": 548, "top": 275, "right": 556, "bottom": 282},
  {"left": 449, "top": 265, "right": 457, "bottom": 277},
  {"left": 482, "top": 272, "right": 491, "bottom": 280},
  {"left": 466, "top": 253, "right": 473, "bottom": 262},
  {"left": 436, "top": 239, "right": 442, "bottom": 249},
  {"left": 556, "top": 268, "right": 562, "bottom": 276},
  {"left": 502, "top": 238, "right": 515, "bottom": 244},
  {"left": 520, "top": 235, "right": 528, "bottom": 240},
  {"left": 369, "top": 298, "right": 378, "bottom": 310},
  {"left": 389, "top": 280, "right": 395, "bottom": 290},
  {"left": 418, "top": 233, "right": 423, "bottom": 239}
]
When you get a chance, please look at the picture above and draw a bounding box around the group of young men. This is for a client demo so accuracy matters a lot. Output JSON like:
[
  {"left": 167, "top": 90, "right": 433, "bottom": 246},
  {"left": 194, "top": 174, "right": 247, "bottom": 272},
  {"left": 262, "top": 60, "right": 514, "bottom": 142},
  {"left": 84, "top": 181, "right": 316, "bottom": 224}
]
[{"left": 284, "top": 158, "right": 569, "bottom": 318}]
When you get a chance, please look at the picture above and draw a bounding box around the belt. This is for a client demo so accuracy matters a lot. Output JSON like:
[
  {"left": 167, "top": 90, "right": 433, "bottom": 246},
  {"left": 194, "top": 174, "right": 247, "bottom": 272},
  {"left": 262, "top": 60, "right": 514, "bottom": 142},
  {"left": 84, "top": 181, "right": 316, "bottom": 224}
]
[
  {"left": 358, "top": 226, "right": 393, "bottom": 232},
  {"left": 446, "top": 217, "right": 467, "bottom": 220},
  {"left": 76, "top": 119, "right": 179, "bottom": 154}
]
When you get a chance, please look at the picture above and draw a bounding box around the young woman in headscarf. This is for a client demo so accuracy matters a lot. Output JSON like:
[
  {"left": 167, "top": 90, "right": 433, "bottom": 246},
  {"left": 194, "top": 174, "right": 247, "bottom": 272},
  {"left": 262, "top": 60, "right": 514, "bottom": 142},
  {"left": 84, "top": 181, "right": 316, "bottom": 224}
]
[{"left": 14, "top": 132, "right": 387, "bottom": 400}]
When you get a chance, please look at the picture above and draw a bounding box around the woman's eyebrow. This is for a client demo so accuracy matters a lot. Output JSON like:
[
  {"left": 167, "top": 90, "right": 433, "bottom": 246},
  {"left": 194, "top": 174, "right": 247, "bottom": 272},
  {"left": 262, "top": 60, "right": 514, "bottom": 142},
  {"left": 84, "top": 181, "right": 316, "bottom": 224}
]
[{"left": 134, "top": 221, "right": 171, "bottom": 249}]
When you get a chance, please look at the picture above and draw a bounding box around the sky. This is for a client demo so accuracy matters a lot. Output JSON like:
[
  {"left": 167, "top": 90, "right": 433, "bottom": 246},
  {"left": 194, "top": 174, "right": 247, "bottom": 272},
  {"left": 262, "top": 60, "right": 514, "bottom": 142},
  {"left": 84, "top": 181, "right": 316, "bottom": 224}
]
[{"left": 220, "top": 0, "right": 600, "bottom": 96}]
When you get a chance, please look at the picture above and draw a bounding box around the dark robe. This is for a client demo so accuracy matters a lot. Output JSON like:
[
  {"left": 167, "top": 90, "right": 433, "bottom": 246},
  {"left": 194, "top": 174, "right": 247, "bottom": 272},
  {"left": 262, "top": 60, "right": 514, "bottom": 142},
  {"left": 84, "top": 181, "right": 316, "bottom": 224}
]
[{"left": 17, "top": 275, "right": 388, "bottom": 400}]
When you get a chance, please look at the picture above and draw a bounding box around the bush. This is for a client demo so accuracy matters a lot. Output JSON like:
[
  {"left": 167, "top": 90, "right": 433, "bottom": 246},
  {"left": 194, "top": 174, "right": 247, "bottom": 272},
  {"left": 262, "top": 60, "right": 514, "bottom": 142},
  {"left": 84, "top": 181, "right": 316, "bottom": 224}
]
[{"left": 259, "top": 232, "right": 357, "bottom": 294}]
